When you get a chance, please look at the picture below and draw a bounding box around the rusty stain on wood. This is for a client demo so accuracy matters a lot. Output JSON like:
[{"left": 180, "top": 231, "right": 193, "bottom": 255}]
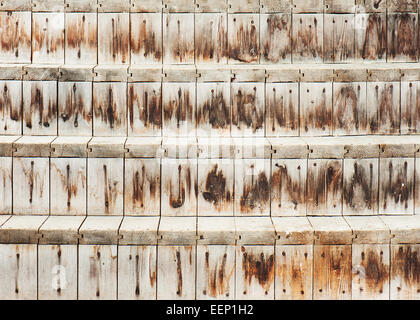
[
  {"left": 197, "top": 85, "right": 230, "bottom": 134},
  {"left": 203, "top": 248, "right": 234, "bottom": 298},
  {"left": 239, "top": 170, "right": 270, "bottom": 214},
  {"left": 401, "top": 81, "right": 420, "bottom": 134},
  {"left": 0, "top": 81, "right": 21, "bottom": 134},
  {"left": 65, "top": 13, "right": 97, "bottom": 63},
  {"left": 324, "top": 14, "right": 354, "bottom": 63},
  {"left": 201, "top": 164, "right": 231, "bottom": 212},
  {"left": 163, "top": 14, "right": 195, "bottom": 64},
  {"left": 261, "top": 14, "right": 291, "bottom": 63},
  {"left": 32, "top": 13, "right": 64, "bottom": 63},
  {"left": 98, "top": 13, "right": 129, "bottom": 64},
  {"left": 392, "top": 245, "right": 420, "bottom": 298},
  {"left": 0, "top": 12, "right": 31, "bottom": 62},
  {"left": 292, "top": 14, "right": 323, "bottom": 62},
  {"left": 358, "top": 247, "right": 389, "bottom": 295},
  {"left": 229, "top": 15, "right": 259, "bottom": 63},
  {"left": 387, "top": 13, "right": 417, "bottom": 62},
  {"left": 356, "top": 13, "right": 386, "bottom": 61}
]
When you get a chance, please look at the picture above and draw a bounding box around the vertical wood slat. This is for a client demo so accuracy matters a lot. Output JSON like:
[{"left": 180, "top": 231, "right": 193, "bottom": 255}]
[
  {"left": 0, "top": 80, "right": 22, "bottom": 135},
  {"left": 0, "top": 11, "right": 31, "bottom": 63},
  {"left": 260, "top": 13, "right": 291, "bottom": 64},
  {"left": 292, "top": 14, "right": 323, "bottom": 63},
  {"left": 324, "top": 14, "right": 355, "bottom": 63}
]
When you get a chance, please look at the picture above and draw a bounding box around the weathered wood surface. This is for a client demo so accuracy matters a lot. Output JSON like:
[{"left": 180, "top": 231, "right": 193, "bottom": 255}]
[
  {"left": 292, "top": 14, "right": 323, "bottom": 63},
  {"left": 324, "top": 14, "right": 355, "bottom": 63},
  {"left": 78, "top": 245, "right": 118, "bottom": 300},
  {"left": 260, "top": 13, "right": 291, "bottom": 64},
  {"left": 401, "top": 81, "right": 420, "bottom": 134},
  {"left": 228, "top": 14, "right": 259, "bottom": 64},
  {"left": 0, "top": 11, "right": 31, "bottom": 63},
  {"left": 0, "top": 157, "right": 12, "bottom": 214},
  {"left": 38, "top": 245, "right": 78, "bottom": 300},
  {"left": 118, "top": 245, "right": 157, "bottom": 300},
  {"left": 196, "top": 245, "right": 235, "bottom": 300},
  {"left": 387, "top": 13, "right": 418, "bottom": 62},
  {"left": 50, "top": 158, "right": 87, "bottom": 216},
  {"left": 275, "top": 245, "right": 313, "bottom": 300},
  {"left": 354, "top": 13, "right": 386, "bottom": 62},
  {"left": 0, "top": 80, "right": 22, "bottom": 135}
]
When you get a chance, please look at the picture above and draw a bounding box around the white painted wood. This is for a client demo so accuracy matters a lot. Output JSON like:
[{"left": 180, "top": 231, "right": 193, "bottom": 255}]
[
  {"left": 98, "top": 13, "right": 130, "bottom": 64},
  {"left": 78, "top": 245, "right": 118, "bottom": 300},
  {"left": 50, "top": 157, "right": 87, "bottom": 216},
  {"left": 324, "top": 14, "right": 355, "bottom": 63},
  {"left": 234, "top": 159, "right": 271, "bottom": 216},
  {"left": 231, "top": 82, "right": 265, "bottom": 137},
  {"left": 195, "top": 13, "right": 228, "bottom": 64},
  {"left": 38, "top": 245, "right": 78, "bottom": 300},
  {"left": 161, "top": 159, "right": 197, "bottom": 216},
  {"left": 271, "top": 159, "right": 307, "bottom": 216},
  {"left": 32, "top": 13, "right": 65, "bottom": 64},
  {"left": 197, "top": 137, "right": 234, "bottom": 159},
  {"left": 0, "top": 80, "right": 22, "bottom": 135},
  {"left": 233, "top": 137, "right": 271, "bottom": 159},
  {"left": 269, "top": 137, "right": 308, "bottom": 159},
  {"left": 300, "top": 82, "right": 333, "bottom": 137},
  {"left": 0, "top": 244, "right": 37, "bottom": 300},
  {"left": 236, "top": 217, "right": 276, "bottom": 245},
  {"left": 333, "top": 82, "right": 367, "bottom": 135},
  {"left": 260, "top": 13, "right": 291, "bottom": 64},
  {"left": 196, "top": 82, "right": 231, "bottom": 137},
  {"left": 130, "top": 13, "right": 162, "bottom": 64},
  {"left": 0, "top": 157, "right": 12, "bottom": 214},
  {"left": 79, "top": 216, "right": 122, "bottom": 245},
  {"left": 196, "top": 245, "right": 235, "bottom": 300},
  {"left": 119, "top": 216, "right": 159, "bottom": 245},
  {"left": 197, "top": 217, "right": 236, "bottom": 245},
  {"left": 58, "top": 81, "right": 92, "bottom": 136},
  {"left": 343, "top": 158, "right": 378, "bottom": 216},
  {"left": 118, "top": 245, "right": 157, "bottom": 300},
  {"left": 275, "top": 245, "right": 313, "bottom": 300},
  {"left": 236, "top": 245, "right": 275, "bottom": 300},
  {"left": 401, "top": 81, "right": 420, "bottom": 134},
  {"left": 292, "top": 14, "right": 323, "bottom": 63},
  {"left": 0, "top": 12, "right": 31, "bottom": 63},
  {"left": 39, "top": 216, "right": 85, "bottom": 245},
  {"left": 352, "top": 244, "right": 390, "bottom": 300},
  {"left": 313, "top": 245, "right": 352, "bottom": 300},
  {"left": 0, "top": 215, "right": 47, "bottom": 244},
  {"left": 197, "top": 159, "right": 234, "bottom": 216},
  {"left": 158, "top": 216, "right": 196, "bottom": 245},
  {"left": 366, "top": 82, "right": 400, "bottom": 134},
  {"left": 65, "top": 12, "right": 97, "bottom": 64},
  {"left": 124, "top": 158, "right": 161, "bottom": 216},
  {"left": 157, "top": 245, "right": 196, "bottom": 299},
  {"left": 163, "top": 13, "right": 195, "bottom": 64},
  {"left": 228, "top": 14, "right": 259, "bottom": 64},
  {"left": 162, "top": 82, "right": 196, "bottom": 137},
  {"left": 390, "top": 244, "right": 420, "bottom": 300},
  {"left": 93, "top": 82, "right": 127, "bottom": 137},
  {"left": 13, "top": 157, "right": 49, "bottom": 215},
  {"left": 127, "top": 82, "right": 162, "bottom": 136},
  {"left": 87, "top": 158, "right": 124, "bottom": 216},
  {"left": 307, "top": 159, "right": 343, "bottom": 216},
  {"left": 265, "top": 82, "right": 299, "bottom": 137},
  {"left": 379, "top": 158, "right": 414, "bottom": 215},
  {"left": 23, "top": 81, "right": 58, "bottom": 136}
]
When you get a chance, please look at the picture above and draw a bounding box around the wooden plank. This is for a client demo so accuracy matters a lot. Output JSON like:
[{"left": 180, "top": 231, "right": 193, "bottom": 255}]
[
  {"left": 307, "top": 159, "right": 343, "bottom": 216},
  {"left": 231, "top": 82, "right": 265, "bottom": 137},
  {"left": 161, "top": 159, "right": 197, "bottom": 216},
  {"left": 234, "top": 159, "right": 271, "bottom": 216},
  {"left": 196, "top": 82, "right": 231, "bottom": 137},
  {"left": 124, "top": 158, "right": 161, "bottom": 216},
  {"left": 197, "top": 217, "right": 235, "bottom": 245},
  {"left": 163, "top": 13, "right": 195, "bottom": 64},
  {"left": 50, "top": 157, "right": 87, "bottom": 216},
  {"left": 235, "top": 217, "right": 276, "bottom": 245},
  {"left": 119, "top": 216, "right": 159, "bottom": 245},
  {"left": 93, "top": 82, "right": 127, "bottom": 137},
  {"left": 236, "top": 245, "right": 275, "bottom": 299},
  {"left": 0, "top": 80, "right": 22, "bottom": 135},
  {"left": 260, "top": 13, "right": 291, "bottom": 63},
  {"left": 0, "top": 12, "right": 31, "bottom": 63},
  {"left": 98, "top": 13, "right": 130, "bottom": 64},
  {"left": 343, "top": 158, "right": 378, "bottom": 216},
  {"left": 128, "top": 82, "right": 162, "bottom": 136},
  {"left": 87, "top": 158, "right": 124, "bottom": 216},
  {"left": 23, "top": 81, "right": 58, "bottom": 136},
  {"left": 79, "top": 216, "right": 122, "bottom": 245},
  {"left": 162, "top": 82, "right": 196, "bottom": 137},
  {"left": 300, "top": 82, "right": 333, "bottom": 137},
  {"left": 130, "top": 13, "right": 162, "bottom": 64},
  {"left": 313, "top": 245, "right": 352, "bottom": 299},
  {"left": 197, "top": 159, "right": 234, "bottom": 216},
  {"left": 391, "top": 244, "right": 420, "bottom": 300},
  {"left": 196, "top": 245, "right": 235, "bottom": 300},
  {"left": 388, "top": 0, "right": 418, "bottom": 12},
  {"left": 387, "top": 13, "right": 418, "bottom": 62},
  {"left": 292, "top": 14, "right": 323, "bottom": 63},
  {"left": 401, "top": 81, "right": 420, "bottom": 134},
  {"left": 379, "top": 158, "right": 414, "bottom": 215},
  {"left": 65, "top": 12, "right": 97, "bottom": 64},
  {"left": 345, "top": 216, "right": 390, "bottom": 244},
  {"left": 271, "top": 159, "right": 307, "bottom": 216},
  {"left": 324, "top": 14, "right": 355, "bottom": 62},
  {"left": 118, "top": 245, "right": 157, "bottom": 300},
  {"left": 228, "top": 14, "right": 259, "bottom": 63},
  {"left": 78, "top": 245, "right": 118, "bottom": 300},
  {"left": 39, "top": 216, "right": 85, "bottom": 245},
  {"left": 333, "top": 82, "right": 367, "bottom": 135},
  {"left": 157, "top": 245, "right": 196, "bottom": 299},
  {"left": 195, "top": 13, "right": 228, "bottom": 64},
  {"left": 352, "top": 244, "right": 390, "bottom": 300},
  {"left": 13, "top": 157, "right": 49, "bottom": 215},
  {"left": 355, "top": 13, "right": 386, "bottom": 61},
  {"left": 58, "top": 81, "right": 92, "bottom": 136},
  {"left": 275, "top": 245, "right": 313, "bottom": 300},
  {"left": 265, "top": 82, "right": 299, "bottom": 137},
  {"left": 32, "top": 13, "right": 65, "bottom": 64},
  {"left": 0, "top": 244, "right": 37, "bottom": 300},
  {"left": 272, "top": 217, "right": 314, "bottom": 245},
  {"left": 38, "top": 245, "right": 78, "bottom": 300},
  {"left": 0, "top": 157, "right": 12, "bottom": 214},
  {"left": 158, "top": 216, "right": 196, "bottom": 245}
]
